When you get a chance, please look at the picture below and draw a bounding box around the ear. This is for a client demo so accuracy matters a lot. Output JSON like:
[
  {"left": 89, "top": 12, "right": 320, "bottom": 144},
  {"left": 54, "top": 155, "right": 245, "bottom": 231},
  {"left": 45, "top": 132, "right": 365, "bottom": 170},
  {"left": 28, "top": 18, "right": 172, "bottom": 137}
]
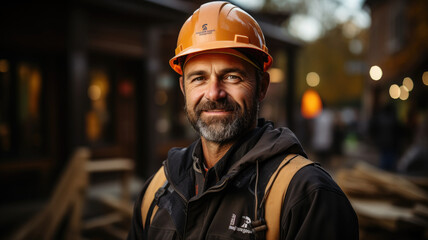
[
  {"left": 179, "top": 76, "right": 185, "bottom": 95},
  {"left": 258, "top": 71, "right": 270, "bottom": 101}
]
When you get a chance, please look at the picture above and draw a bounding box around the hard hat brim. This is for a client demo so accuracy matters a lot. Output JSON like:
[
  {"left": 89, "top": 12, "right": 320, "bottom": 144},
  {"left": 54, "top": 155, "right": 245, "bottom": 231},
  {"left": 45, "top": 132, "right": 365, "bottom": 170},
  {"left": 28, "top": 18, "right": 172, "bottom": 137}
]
[{"left": 169, "top": 41, "right": 273, "bottom": 75}]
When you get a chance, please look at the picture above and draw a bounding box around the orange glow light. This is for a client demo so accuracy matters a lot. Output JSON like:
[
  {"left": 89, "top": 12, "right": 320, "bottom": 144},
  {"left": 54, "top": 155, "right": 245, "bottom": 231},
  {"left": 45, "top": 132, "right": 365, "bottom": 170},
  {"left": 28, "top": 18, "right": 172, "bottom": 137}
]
[{"left": 301, "top": 89, "right": 323, "bottom": 119}]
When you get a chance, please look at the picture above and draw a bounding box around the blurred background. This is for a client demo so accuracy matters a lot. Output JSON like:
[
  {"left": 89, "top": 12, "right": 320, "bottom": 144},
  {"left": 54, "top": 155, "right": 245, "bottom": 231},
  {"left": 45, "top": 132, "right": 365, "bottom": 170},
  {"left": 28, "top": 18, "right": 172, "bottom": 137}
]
[{"left": 0, "top": 0, "right": 427, "bottom": 239}]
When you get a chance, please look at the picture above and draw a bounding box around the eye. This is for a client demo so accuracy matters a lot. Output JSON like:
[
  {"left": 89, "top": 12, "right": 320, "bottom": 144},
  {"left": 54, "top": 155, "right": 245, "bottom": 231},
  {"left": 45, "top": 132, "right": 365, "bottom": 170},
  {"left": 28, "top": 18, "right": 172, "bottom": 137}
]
[
  {"left": 224, "top": 75, "right": 242, "bottom": 83},
  {"left": 191, "top": 76, "right": 205, "bottom": 82}
]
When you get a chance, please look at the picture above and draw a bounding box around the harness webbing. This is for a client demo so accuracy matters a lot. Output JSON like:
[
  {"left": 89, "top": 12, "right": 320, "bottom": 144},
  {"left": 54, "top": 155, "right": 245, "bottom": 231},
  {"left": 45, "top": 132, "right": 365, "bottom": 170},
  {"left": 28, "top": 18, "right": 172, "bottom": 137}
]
[{"left": 140, "top": 155, "right": 313, "bottom": 240}]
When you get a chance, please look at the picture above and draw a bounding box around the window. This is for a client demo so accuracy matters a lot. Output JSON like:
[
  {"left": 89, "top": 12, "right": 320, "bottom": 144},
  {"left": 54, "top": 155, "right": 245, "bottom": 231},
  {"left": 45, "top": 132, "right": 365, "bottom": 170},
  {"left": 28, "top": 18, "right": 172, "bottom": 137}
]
[
  {"left": 388, "top": 0, "right": 406, "bottom": 53},
  {"left": 86, "top": 68, "right": 112, "bottom": 144},
  {"left": 0, "top": 58, "right": 45, "bottom": 158},
  {"left": 0, "top": 59, "right": 12, "bottom": 154}
]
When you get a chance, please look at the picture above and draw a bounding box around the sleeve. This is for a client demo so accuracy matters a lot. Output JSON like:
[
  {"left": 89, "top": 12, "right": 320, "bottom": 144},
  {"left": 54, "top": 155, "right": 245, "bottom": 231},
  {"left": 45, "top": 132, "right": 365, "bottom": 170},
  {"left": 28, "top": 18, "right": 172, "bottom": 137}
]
[
  {"left": 280, "top": 165, "right": 359, "bottom": 240},
  {"left": 127, "top": 175, "right": 154, "bottom": 240}
]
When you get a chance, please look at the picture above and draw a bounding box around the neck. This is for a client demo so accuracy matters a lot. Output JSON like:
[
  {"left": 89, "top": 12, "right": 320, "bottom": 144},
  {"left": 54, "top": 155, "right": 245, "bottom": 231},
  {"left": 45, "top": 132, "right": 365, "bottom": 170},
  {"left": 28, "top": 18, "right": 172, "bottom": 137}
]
[{"left": 200, "top": 138, "right": 234, "bottom": 169}]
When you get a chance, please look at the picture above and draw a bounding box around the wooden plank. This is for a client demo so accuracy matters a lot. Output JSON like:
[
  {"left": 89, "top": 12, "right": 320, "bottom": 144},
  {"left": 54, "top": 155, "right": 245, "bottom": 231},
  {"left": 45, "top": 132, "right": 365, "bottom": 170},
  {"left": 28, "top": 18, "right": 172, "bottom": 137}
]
[
  {"left": 354, "top": 162, "right": 428, "bottom": 203},
  {"left": 65, "top": 172, "right": 88, "bottom": 240},
  {"left": 96, "top": 195, "right": 133, "bottom": 217},
  {"left": 101, "top": 225, "right": 129, "bottom": 240},
  {"left": 82, "top": 213, "right": 124, "bottom": 230},
  {"left": 85, "top": 158, "right": 134, "bottom": 172},
  {"left": 408, "top": 176, "right": 428, "bottom": 190},
  {"left": 413, "top": 204, "right": 428, "bottom": 219},
  {"left": 9, "top": 209, "right": 48, "bottom": 240},
  {"left": 44, "top": 148, "right": 89, "bottom": 240},
  {"left": 10, "top": 148, "right": 136, "bottom": 240},
  {"left": 10, "top": 147, "right": 90, "bottom": 240},
  {"left": 351, "top": 199, "right": 428, "bottom": 231}
]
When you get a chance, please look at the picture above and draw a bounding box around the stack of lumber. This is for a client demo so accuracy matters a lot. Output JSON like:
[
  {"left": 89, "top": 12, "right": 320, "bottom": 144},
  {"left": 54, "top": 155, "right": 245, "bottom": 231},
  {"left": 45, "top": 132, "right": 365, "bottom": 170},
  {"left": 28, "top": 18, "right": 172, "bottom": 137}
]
[
  {"left": 335, "top": 161, "right": 428, "bottom": 239},
  {"left": 9, "top": 147, "right": 135, "bottom": 240}
]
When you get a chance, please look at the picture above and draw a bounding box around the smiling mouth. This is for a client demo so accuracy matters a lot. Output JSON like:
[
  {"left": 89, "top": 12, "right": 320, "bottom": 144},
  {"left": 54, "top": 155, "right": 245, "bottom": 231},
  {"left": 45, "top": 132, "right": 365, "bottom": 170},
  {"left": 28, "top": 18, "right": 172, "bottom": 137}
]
[
  {"left": 201, "top": 109, "right": 232, "bottom": 115},
  {"left": 204, "top": 109, "right": 229, "bottom": 112}
]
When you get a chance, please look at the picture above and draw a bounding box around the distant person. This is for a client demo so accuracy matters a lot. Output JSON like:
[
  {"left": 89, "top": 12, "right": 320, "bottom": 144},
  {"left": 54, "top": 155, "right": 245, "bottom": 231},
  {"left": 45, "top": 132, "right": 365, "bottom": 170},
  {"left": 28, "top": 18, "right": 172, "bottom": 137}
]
[
  {"left": 397, "top": 112, "right": 428, "bottom": 176},
  {"left": 312, "top": 108, "right": 334, "bottom": 163},
  {"left": 127, "top": 2, "right": 358, "bottom": 239},
  {"left": 370, "top": 102, "right": 401, "bottom": 170}
]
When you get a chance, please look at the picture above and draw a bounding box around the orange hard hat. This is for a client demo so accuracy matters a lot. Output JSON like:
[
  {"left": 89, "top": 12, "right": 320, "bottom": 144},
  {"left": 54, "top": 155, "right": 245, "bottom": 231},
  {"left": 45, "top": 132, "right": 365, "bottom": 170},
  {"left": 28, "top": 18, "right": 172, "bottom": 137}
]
[{"left": 169, "top": 1, "right": 273, "bottom": 75}]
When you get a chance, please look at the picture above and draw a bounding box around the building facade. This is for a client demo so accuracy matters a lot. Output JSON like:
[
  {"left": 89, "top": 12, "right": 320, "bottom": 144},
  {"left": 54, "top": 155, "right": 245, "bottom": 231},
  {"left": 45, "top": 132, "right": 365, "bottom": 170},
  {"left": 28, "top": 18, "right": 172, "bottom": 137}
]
[{"left": 0, "top": 0, "right": 300, "bottom": 203}]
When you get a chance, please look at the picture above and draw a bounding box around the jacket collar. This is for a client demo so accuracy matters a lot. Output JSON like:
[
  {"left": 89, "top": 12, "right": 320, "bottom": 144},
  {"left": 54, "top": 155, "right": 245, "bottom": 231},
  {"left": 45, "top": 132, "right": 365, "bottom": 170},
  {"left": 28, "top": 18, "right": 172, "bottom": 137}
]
[{"left": 165, "top": 119, "right": 306, "bottom": 200}]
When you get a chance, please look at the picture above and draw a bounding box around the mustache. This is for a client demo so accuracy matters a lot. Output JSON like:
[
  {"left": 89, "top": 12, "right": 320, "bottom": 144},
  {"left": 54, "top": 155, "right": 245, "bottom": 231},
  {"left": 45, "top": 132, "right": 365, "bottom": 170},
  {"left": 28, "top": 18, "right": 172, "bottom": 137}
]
[{"left": 195, "top": 99, "right": 240, "bottom": 115}]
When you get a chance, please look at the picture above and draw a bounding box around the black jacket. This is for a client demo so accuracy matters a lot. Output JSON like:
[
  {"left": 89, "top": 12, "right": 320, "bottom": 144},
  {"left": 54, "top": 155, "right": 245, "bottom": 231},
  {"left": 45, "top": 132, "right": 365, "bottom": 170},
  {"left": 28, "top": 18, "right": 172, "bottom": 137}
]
[{"left": 128, "top": 120, "right": 358, "bottom": 239}]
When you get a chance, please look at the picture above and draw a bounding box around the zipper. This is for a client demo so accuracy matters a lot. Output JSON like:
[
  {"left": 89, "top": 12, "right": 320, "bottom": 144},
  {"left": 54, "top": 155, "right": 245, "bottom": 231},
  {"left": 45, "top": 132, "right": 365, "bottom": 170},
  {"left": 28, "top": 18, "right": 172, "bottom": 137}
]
[
  {"left": 164, "top": 161, "right": 231, "bottom": 202},
  {"left": 164, "top": 161, "right": 188, "bottom": 202},
  {"left": 164, "top": 161, "right": 232, "bottom": 239}
]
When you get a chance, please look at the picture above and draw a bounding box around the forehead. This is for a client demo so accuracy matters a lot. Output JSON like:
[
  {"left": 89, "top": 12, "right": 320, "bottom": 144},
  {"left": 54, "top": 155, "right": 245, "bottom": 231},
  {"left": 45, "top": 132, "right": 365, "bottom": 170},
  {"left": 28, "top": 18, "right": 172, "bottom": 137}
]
[{"left": 183, "top": 53, "right": 255, "bottom": 75}]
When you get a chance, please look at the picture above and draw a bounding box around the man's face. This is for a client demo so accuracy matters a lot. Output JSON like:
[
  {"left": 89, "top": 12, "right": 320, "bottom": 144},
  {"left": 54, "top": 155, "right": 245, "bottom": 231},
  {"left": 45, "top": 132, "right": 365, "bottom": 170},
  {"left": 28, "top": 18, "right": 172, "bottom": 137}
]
[{"left": 180, "top": 53, "right": 264, "bottom": 143}]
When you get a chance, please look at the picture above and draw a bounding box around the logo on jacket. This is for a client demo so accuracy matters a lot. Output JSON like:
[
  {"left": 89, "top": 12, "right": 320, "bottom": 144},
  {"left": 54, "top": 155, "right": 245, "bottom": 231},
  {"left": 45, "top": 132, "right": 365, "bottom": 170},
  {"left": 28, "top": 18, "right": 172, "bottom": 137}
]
[
  {"left": 228, "top": 214, "right": 252, "bottom": 234},
  {"left": 241, "top": 216, "right": 251, "bottom": 228}
]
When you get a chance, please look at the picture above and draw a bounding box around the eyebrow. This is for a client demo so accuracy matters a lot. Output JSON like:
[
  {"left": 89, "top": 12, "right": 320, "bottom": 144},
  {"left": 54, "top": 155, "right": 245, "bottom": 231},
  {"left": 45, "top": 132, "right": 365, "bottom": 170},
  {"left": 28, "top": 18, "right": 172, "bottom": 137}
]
[
  {"left": 185, "top": 70, "right": 206, "bottom": 80},
  {"left": 184, "top": 68, "right": 249, "bottom": 80}
]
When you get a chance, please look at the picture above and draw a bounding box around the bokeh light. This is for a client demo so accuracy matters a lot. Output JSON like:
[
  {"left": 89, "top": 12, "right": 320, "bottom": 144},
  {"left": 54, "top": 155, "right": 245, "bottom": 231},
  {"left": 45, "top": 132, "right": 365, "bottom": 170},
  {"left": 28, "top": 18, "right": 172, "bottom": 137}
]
[
  {"left": 301, "top": 89, "right": 323, "bottom": 119},
  {"left": 88, "top": 85, "right": 102, "bottom": 101},
  {"left": 306, "top": 72, "right": 320, "bottom": 87},
  {"left": 0, "top": 59, "right": 9, "bottom": 73},
  {"left": 402, "top": 77, "right": 413, "bottom": 91},
  {"left": 268, "top": 68, "right": 284, "bottom": 83},
  {"left": 369, "top": 65, "right": 382, "bottom": 81},
  {"left": 423, "top": 71, "right": 428, "bottom": 86},
  {"left": 399, "top": 85, "right": 409, "bottom": 100},
  {"left": 389, "top": 84, "right": 400, "bottom": 99}
]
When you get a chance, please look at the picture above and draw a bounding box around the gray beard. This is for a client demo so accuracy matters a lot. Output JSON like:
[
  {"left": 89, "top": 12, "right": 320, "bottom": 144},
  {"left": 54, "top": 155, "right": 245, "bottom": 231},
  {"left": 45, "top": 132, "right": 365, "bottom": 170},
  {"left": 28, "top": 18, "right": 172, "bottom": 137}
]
[
  {"left": 185, "top": 100, "right": 259, "bottom": 144},
  {"left": 196, "top": 113, "right": 245, "bottom": 143}
]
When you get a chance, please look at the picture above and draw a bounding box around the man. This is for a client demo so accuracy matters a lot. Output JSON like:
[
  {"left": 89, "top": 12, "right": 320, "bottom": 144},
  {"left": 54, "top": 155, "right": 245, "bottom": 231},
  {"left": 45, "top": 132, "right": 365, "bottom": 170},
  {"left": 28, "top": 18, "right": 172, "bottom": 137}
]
[{"left": 128, "top": 1, "right": 358, "bottom": 239}]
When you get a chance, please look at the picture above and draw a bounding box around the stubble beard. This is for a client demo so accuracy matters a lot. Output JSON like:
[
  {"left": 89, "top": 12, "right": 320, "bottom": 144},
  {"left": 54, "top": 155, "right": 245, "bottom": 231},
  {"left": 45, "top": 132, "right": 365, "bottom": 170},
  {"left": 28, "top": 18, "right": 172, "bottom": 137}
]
[{"left": 185, "top": 97, "right": 259, "bottom": 144}]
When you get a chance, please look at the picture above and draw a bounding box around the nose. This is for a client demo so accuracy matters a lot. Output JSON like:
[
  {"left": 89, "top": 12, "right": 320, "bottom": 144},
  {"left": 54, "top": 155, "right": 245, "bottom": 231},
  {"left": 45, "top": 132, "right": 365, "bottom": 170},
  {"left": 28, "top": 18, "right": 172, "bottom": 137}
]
[{"left": 206, "top": 78, "right": 226, "bottom": 101}]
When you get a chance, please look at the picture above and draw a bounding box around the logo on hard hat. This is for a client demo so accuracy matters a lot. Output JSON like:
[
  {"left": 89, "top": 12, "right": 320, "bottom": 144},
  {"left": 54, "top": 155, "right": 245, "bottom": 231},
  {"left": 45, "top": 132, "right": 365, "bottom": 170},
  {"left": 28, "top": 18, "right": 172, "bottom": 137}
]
[{"left": 196, "top": 24, "right": 215, "bottom": 36}]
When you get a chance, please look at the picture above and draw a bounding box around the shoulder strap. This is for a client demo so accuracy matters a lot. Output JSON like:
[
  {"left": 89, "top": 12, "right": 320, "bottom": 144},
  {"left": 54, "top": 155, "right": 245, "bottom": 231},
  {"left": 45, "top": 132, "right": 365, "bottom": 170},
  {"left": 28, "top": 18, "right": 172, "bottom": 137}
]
[
  {"left": 141, "top": 166, "right": 167, "bottom": 229},
  {"left": 263, "top": 154, "right": 313, "bottom": 240},
  {"left": 140, "top": 156, "right": 312, "bottom": 239}
]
